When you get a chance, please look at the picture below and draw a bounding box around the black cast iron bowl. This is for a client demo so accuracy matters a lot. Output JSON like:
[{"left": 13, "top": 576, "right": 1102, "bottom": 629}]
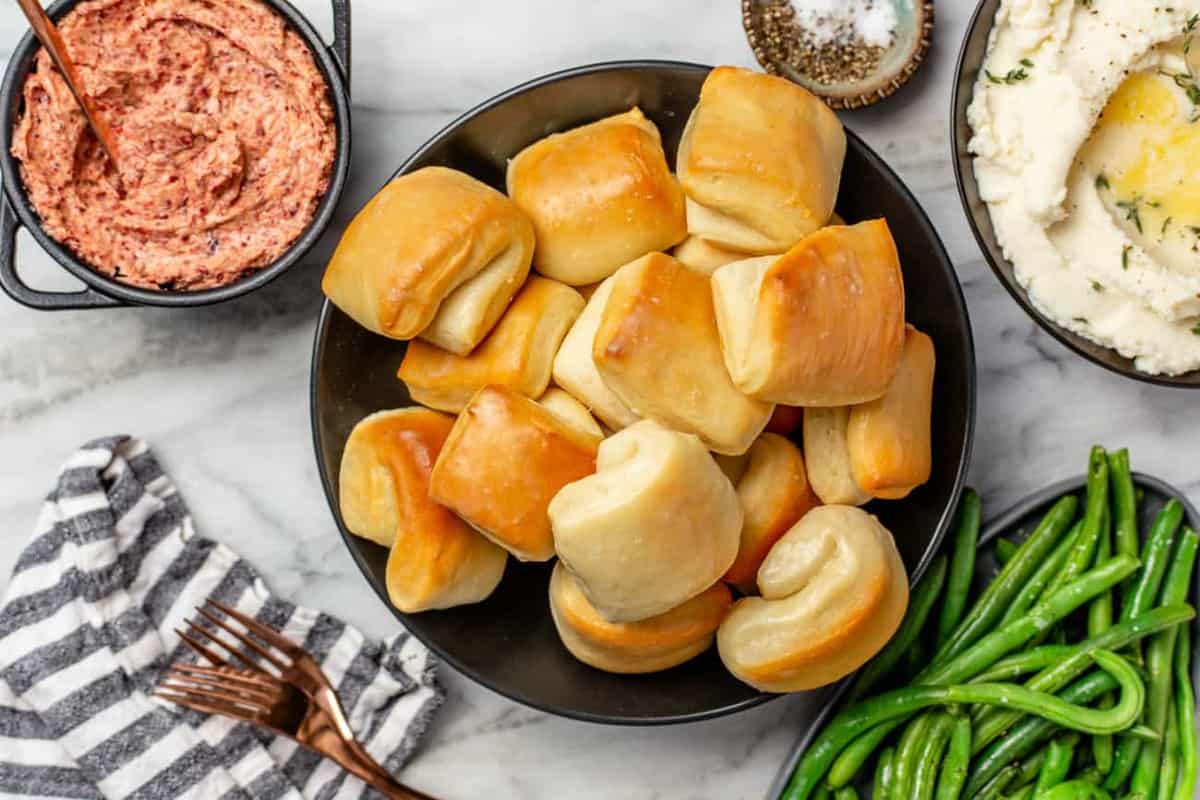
[
  {"left": 0, "top": 0, "right": 352, "bottom": 310},
  {"left": 952, "top": 0, "right": 1200, "bottom": 388},
  {"left": 311, "top": 60, "right": 977, "bottom": 725}
]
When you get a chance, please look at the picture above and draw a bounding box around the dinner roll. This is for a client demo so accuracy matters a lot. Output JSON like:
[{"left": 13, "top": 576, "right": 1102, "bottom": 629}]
[
  {"left": 549, "top": 562, "right": 732, "bottom": 674},
  {"left": 724, "top": 434, "right": 821, "bottom": 592},
  {"left": 594, "top": 252, "right": 773, "bottom": 455},
  {"left": 549, "top": 420, "right": 742, "bottom": 622},
  {"left": 430, "top": 386, "right": 599, "bottom": 562},
  {"left": 538, "top": 388, "right": 605, "bottom": 440},
  {"left": 711, "top": 219, "right": 906, "bottom": 406},
  {"left": 677, "top": 66, "right": 846, "bottom": 254},
  {"left": 551, "top": 275, "right": 641, "bottom": 431},
  {"left": 397, "top": 277, "right": 584, "bottom": 413},
  {"left": 717, "top": 505, "right": 908, "bottom": 692},
  {"left": 507, "top": 108, "right": 687, "bottom": 285},
  {"left": 339, "top": 408, "right": 507, "bottom": 612},
  {"left": 672, "top": 235, "right": 754, "bottom": 275},
  {"left": 848, "top": 325, "right": 936, "bottom": 500},
  {"left": 322, "top": 167, "right": 533, "bottom": 353},
  {"left": 803, "top": 407, "right": 871, "bottom": 506}
]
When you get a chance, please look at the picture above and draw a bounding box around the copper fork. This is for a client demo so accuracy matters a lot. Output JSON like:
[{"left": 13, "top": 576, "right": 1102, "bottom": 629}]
[{"left": 155, "top": 599, "right": 435, "bottom": 800}]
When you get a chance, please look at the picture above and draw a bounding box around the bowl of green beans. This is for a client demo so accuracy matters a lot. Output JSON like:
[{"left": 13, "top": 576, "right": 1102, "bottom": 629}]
[{"left": 770, "top": 446, "right": 1198, "bottom": 800}]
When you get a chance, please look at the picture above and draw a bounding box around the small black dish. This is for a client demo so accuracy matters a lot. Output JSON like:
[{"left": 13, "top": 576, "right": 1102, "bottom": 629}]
[
  {"left": 768, "top": 471, "right": 1200, "bottom": 798},
  {"left": 0, "top": 0, "right": 352, "bottom": 310},
  {"left": 952, "top": 0, "right": 1200, "bottom": 388},
  {"left": 311, "top": 60, "right": 976, "bottom": 725}
]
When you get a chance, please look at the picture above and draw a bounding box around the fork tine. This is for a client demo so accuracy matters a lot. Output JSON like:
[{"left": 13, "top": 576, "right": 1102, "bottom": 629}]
[
  {"left": 163, "top": 668, "right": 279, "bottom": 704},
  {"left": 176, "top": 626, "right": 232, "bottom": 667},
  {"left": 169, "top": 663, "right": 279, "bottom": 692},
  {"left": 205, "top": 598, "right": 298, "bottom": 656},
  {"left": 157, "top": 679, "right": 272, "bottom": 715},
  {"left": 154, "top": 688, "right": 263, "bottom": 723},
  {"left": 182, "top": 618, "right": 266, "bottom": 673},
  {"left": 194, "top": 606, "right": 289, "bottom": 671}
]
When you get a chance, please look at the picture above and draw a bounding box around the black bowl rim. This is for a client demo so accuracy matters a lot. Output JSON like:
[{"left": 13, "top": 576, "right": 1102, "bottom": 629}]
[
  {"left": 0, "top": 0, "right": 351, "bottom": 307},
  {"left": 950, "top": 0, "right": 1200, "bottom": 388},
  {"left": 310, "top": 58, "right": 977, "bottom": 725}
]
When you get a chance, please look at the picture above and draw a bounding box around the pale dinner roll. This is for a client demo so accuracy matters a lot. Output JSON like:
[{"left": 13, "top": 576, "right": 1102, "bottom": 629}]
[
  {"left": 803, "top": 407, "right": 872, "bottom": 506},
  {"left": 723, "top": 434, "right": 821, "bottom": 592},
  {"left": 848, "top": 325, "right": 936, "bottom": 500},
  {"left": 717, "top": 505, "right": 909, "bottom": 693},
  {"left": 338, "top": 408, "right": 507, "bottom": 612},
  {"left": 677, "top": 66, "right": 846, "bottom": 254},
  {"left": 551, "top": 275, "right": 641, "bottom": 431},
  {"left": 538, "top": 388, "right": 605, "bottom": 440},
  {"left": 549, "top": 420, "right": 742, "bottom": 623},
  {"left": 507, "top": 108, "right": 687, "bottom": 285},
  {"left": 549, "top": 562, "right": 732, "bottom": 674},
  {"left": 711, "top": 219, "right": 906, "bottom": 406},
  {"left": 397, "top": 277, "right": 584, "bottom": 413},
  {"left": 594, "top": 252, "right": 773, "bottom": 456},
  {"left": 430, "top": 386, "right": 599, "bottom": 562},
  {"left": 672, "top": 235, "right": 754, "bottom": 275},
  {"left": 322, "top": 167, "right": 533, "bottom": 353}
]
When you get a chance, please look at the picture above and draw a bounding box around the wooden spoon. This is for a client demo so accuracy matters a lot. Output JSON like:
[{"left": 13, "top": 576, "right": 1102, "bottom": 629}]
[{"left": 13, "top": 0, "right": 121, "bottom": 170}]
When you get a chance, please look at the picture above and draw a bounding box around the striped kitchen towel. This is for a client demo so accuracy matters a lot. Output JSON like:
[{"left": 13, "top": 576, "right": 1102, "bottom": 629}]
[{"left": 0, "top": 436, "right": 444, "bottom": 799}]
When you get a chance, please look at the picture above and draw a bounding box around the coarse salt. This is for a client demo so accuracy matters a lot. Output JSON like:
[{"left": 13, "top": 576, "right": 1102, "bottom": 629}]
[{"left": 789, "top": 0, "right": 898, "bottom": 48}]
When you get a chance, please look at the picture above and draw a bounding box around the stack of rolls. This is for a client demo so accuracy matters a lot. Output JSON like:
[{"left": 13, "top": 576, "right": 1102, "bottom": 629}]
[{"left": 323, "top": 65, "right": 934, "bottom": 691}]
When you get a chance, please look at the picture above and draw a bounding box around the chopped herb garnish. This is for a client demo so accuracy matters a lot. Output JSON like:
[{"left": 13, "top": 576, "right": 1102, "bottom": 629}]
[
  {"left": 1162, "top": 70, "right": 1200, "bottom": 106},
  {"left": 1192, "top": 322, "right": 1200, "bottom": 336},
  {"left": 1095, "top": 173, "right": 1111, "bottom": 190},
  {"left": 1190, "top": 226, "right": 1200, "bottom": 237},
  {"left": 1115, "top": 197, "right": 1145, "bottom": 233},
  {"left": 1020, "top": 58, "right": 1035, "bottom": 68},
  {"left": 1073, "top": 317, "right": 1090, "bottom": 324},
  {"left": 986, "top": 66, "right": 1031, "bottom": 85},
  {"left": 1162, "top": 216, "right": 1174, "bottom": 236},
  {"left": 1091, "top": 280, "right": 1106, "bottom": 292},
  {"left": 1147, "top": 200, "right": 1162, "bottom": 208},
  {"left": 1122, "top": 245, "right": 1132, "bottom": 270}
]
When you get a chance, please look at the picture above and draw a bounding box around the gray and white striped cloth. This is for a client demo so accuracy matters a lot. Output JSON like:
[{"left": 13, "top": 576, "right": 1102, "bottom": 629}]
[{"left": 0, "top": 436, "right": 444, "bottom": 799}]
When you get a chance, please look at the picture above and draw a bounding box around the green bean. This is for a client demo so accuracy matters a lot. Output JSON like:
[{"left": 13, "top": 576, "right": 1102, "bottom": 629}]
[
  {"left": 996, "top": 537, "right": 1020, "bottom": 564},
  {"left": 999, "top": 523, "right": 1081, "bottom": 627},
  {"left": 1172, "top": 625, "right": 1196, "bottom": 800},
  {"left": 1005, "top": 786, "right": 1035, "bottom": 800},
  {"left": 781, "top": 652, "right": 1144, "bottom": 800},
  {"left": 874, "top": 746, "right": 895, "bottom": 800},
  {"left": 937, "top": 715, "right": 973, "bottom": 800},
  {"left": 975, "top": 765, "right": 1019, "bottom": 800},
  {"left": 931, "top": 496, "right": 1079, "bottom": 668},
  {"left": 813, "top": 785, "right": 831, "bottom": 800},
  {"left": 1039, "top": 449, "right": 1109, "bottom": 603},
  {"left": 1013, "top": 748, "right": 1046, "bottom": 790},
  {"left": 1120, "top": 500, "right": 1184, "bottom": 626},
  {"left": 1073, "top": 769, "right": 1101, "bottom": 786},
  {"left": 938, "top": 488, "right": 982, "bottom": 650},
  {"left": 1106, "top": 450, "right": 1138, "bottom": 611},
  {"left": 1089, "top": 510, "right": 1115, "bottom": 776},
  {"left": 894, "top": 713, "right": 935, "bottom": 800},
  {"left": 1127, "top": 528, "right": 1198, "bottom": 797},
  {"left": 971, "top": 646, "right": 1076, "bottom": 684},
  {"left": 1104, "top": 739, "right": 1139, "bottom": 792},
  {"left": 828, "top": 557, "right": 1143, "bottom": 785},
  {"left": 972, "top": 605, "right": 1194, "bottom": 754},
  {"left": 904, "top": 638, "right": 927, "bottom": 682},
  {"left": 1033, "top": 781, "right": 1112, "bottom": 800},
  {"left": 850, "top": 555, "right": 948, "bottom": 701},
  {"left": 832, "top": 788, "right": 858, "bottom": 800},
  {"left": 914, "top": 712, "right": 956, "bottom": 800},
  {"left": 1156, "top": 690, "right": 1179, "bottom": 800},
  {"left": 1033, "top": 734, "right": 1079, "bottom": 798}
]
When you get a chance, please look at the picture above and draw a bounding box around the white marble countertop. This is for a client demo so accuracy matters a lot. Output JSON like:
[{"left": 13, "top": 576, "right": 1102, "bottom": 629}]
[{"left": 1, "top": 1, "right": 1197, "bottom": 798}]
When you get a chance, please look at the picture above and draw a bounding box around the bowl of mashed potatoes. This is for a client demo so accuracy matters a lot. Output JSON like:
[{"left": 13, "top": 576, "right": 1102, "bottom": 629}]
[
  {"left": 0, "top": 0, "right": 351, "bottom": 309},
  {"left": 955, "top": 0, "right": 1200, "bottom": 386}
]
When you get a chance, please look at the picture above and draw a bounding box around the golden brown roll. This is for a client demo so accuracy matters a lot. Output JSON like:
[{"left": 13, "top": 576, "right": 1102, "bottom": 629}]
[
  {"left": 711, "top": 219, "right": 906, "bottom": 406},
  {"left": 538, "top": 387, "right": 605, "bottom": 440},
  {"left": 397, "top": 277, "right": 584, "bottom": 413},
  {"left": 551, "top": 275, "right": 641, "bottom": 431},
  {"left": 672, "top": 235, "right": 754, "bottom": 275},
  {"left": 430, "top": 386, "right": 599, "bottom": 562},
  {"left": 717, "top": 505, "right": 908, "bottom": 692},
  {"left": 677, "top": 66, "right": 846, "bottom": 254},
  {"left": 338, "top": 408, "right": 507, "bottom": 612},
  {"left": 594, "top": 252, "right": 773, "bottom": 455},
  {"left": 848, "top": 325, "right": 936, "bottom": 500},
  {"left": 322, "top": 167, "right": 534, "bottom": 353},
  {"left": 803, "top": 407, "right": 872, "bottom": 506},
  {"left": 549, "top": 420, "right": 742, "bottom": 622},
  {"left": 723, "top": 434, "right": 821, "bottom": 593},
  {"left": 506, "top": 108, "right": 688, "bottom": 285},
  {"left": 549, "top": 562, "right": 732, "bottom": 674}
]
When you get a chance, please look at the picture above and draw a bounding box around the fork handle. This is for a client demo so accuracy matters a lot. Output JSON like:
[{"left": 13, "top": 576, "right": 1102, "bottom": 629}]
[{"left": 335, "top": 748, "right": 437, "bottom": 800}]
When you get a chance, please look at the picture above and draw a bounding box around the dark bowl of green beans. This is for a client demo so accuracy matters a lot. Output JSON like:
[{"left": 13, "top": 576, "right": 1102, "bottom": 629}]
[{"left": 770, "top": 446, "right": 1199, "bottom": 800}]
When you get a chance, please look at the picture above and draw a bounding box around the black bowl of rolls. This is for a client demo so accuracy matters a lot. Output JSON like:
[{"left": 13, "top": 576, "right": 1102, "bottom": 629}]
[{"left": 310, "top": 60, "right": 976, "bottom": 724}]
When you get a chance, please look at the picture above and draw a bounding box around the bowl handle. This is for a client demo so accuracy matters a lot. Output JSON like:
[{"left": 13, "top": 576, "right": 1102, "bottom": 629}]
[
  {"left": 0, "top": 197, "right": 123, "bottom": 310},
  {"left": 329, "top": 0, "right": 351, "bottom": 86}
]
